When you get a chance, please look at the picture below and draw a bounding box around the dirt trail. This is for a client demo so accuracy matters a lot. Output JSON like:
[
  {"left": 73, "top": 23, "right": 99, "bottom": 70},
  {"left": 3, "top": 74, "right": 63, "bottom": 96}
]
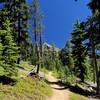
[{"left": 46, "top": 72, "right": 69, "bottom": 100}]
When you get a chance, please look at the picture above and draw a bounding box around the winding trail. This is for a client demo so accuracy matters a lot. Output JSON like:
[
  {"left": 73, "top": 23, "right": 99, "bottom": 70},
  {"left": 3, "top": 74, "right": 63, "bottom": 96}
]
[{"left": 46, "top": 72, "right": 69, "bottom": 100}]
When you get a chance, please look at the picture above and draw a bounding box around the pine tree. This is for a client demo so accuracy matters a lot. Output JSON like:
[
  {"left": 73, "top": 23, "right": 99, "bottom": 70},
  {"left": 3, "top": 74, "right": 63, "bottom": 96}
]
[
  {"left": 75, "top": 0, "right": 100, "bottom": 95},
  {"left": 71, "top": 21, "right": 86, "bottom": 82},
  {"left": 59, "top": 41, "right": 74, "bottom": 71},
  {"left": 86, "top": 0, "right": 100, "bottom": 94},
  {"left": 0, "top": 19, "right": 19, "bottom": 76},
  {"left": 83, "top": 56, "right": 93, "bottom": 81},
  {"left": 0, "top": 0, "right": 30, "bottom": 63},
  {"left": 85, "top": 17, "right": 100, "bottom": 94}
]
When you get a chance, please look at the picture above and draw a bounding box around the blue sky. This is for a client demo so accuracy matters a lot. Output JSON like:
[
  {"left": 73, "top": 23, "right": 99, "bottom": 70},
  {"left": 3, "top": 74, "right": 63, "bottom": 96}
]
[
  {"left": 0, "top": 0, "right": 91, "bottom": 48},
  {"left": 29, "top": 0, "right": 91, "bottom": 48}
]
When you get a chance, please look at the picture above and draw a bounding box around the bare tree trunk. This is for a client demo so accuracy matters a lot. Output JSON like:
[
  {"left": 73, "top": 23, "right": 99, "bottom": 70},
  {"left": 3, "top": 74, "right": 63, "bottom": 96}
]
[
  {"left": 36, "top": 43, "right": 40, "bottom": 74},
  {"left": 17, "top": 0, "right": 21, "bottom": 64},
  {"left": 40, "top": 33, "right": 42, "bottom": 58},
  {"left": 90, "top": 34, "right": 100, "bottom": 95}
]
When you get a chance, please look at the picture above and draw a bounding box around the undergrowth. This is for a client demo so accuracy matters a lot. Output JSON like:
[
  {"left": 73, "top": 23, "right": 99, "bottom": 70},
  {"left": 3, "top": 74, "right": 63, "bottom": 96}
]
[
  {"left": 69, "top": 92, "right": 88, "bottom": 100},
  {"left": 0, "top": 77, "right": 52, "bottom": 100}
]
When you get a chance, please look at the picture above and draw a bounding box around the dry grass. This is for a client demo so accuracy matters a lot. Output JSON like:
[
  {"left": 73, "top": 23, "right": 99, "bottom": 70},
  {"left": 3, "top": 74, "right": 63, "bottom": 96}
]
[
  {"left": 69, "top": 92, "right": 88, "bottom": 100},
  {"left": 0, "top": 77, "right": 52, "bottom": 100}
]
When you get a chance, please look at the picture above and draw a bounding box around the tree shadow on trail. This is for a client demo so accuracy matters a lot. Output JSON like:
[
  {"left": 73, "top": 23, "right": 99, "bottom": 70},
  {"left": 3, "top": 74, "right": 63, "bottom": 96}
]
[
  {"left": 46, "top": 80, "right": 68, "bottom": 90},
  {"left": 46, "top": 80, "right": 98, "bottom": 98},
  {"left": 0, "top": 75, "right": 16, "bottom": 86},
  {"left": 47, "top": 81, "right": 66, "bottom": 87}
]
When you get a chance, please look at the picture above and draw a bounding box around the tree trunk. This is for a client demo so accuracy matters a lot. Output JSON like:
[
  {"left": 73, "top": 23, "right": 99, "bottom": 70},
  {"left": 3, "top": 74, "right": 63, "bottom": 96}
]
[
  {"left": 40, "top": 33, "right": 42, "bottom": 58},
  {"left": 90, "top": 35, "right": 100, "bottom": 95},
  {"left": 17, "top": 0, "right": 21, "bottom": 64},
  {"left": 36, "top": 43, "right": 40, "bottom": 74}
]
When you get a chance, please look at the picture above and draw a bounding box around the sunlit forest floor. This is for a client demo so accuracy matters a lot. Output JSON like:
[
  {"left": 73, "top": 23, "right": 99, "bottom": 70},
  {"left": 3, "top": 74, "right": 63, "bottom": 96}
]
[
  {"left": 0, "top": 62, "right": 99, "bottom": 100},
  {"left": 0, "top": 62, "right": 52, "bottom": 100}
]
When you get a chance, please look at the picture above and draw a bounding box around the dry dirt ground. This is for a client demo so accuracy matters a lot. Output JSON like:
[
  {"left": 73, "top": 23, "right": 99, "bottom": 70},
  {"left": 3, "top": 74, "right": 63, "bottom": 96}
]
[{"left": 46, "top": 72, "right": 69, "bottom": 100}]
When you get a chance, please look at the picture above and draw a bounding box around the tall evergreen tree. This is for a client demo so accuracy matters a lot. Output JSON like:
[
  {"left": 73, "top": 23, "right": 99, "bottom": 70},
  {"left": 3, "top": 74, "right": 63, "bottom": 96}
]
[
  {"left": 75, "top": 0, "right": 100, "bottom": 95},
  {"left": 0, "top": 19, "right": 19, "bottom": 76},
  {"left": 86, "top": 0, "right": 100, "bottom": 94},
  {"left": 0, "top": 0, "right": 29, "bottom": 63},
  {"left": 59, "top": 41, "right": 74, "bottom": 71},
  {"left": 71, "top": 21, "right": 87, "bottom": 82}
]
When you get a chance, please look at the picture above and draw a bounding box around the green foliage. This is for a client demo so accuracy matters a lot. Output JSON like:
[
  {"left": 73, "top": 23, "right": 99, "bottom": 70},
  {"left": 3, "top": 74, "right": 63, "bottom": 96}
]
[
  {"left": 70, "top": 92, "right": 88, "bottom": 100},
  {"left": 0, "top": 20, "right": 19, "bottom": 76},
  {"left": 43, "top": 45, "right": 58, "bottom": 70},
  {"left": 56, "top": 65, "right": 66, "bottom": 79},
  {"left": 28, "top": 43, "right": 37, "bottom": 65},
  {"left": 65, "top": 74, "right": 76, "bottom": 85},
  {"left": 52, "top": 61, "right": 76, "bottom": 85},
  {"left": 40, "top": 67, "right": 49, "bottom": 74},
  {"left": 0, "top": 77, "right": 52, "bottom": 100},
  {"left": 59, "top": 41, "right": 74, "bottom": 71},
  {"left": 19, "top": 61, "right": 33, "bottom": 70},
  {"left": 83, "top": 56, "right": 93, "bottom": 81},
  {"left": 0, "top": 0, "right": 30, "bottom": 62},
  {"left": 71, "top": 21, "right": 87, "bottom": 82},
  {"left": 57, "top": 64, "right": 76, "bottom": 85}
]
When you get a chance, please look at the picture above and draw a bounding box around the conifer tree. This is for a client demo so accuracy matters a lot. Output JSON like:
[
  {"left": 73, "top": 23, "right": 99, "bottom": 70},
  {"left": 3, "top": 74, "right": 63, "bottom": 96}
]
[
  {"left": 0, "top": 19, "right": 19, "bottom": 76},
  {"left": 0, "top": 0, "right": 29, "bottom": 63},
  {"left": 86, "top": 0, "right": 100, "bottom": 94},
  {"left": 71, "top": 21, "right": 86, "bottom": 82},
  {"left": 59, "top": 41, "right": 74, "bottom": 70},
  {"left": 75, "top": 0, "right": 100, "bottom": 94}
]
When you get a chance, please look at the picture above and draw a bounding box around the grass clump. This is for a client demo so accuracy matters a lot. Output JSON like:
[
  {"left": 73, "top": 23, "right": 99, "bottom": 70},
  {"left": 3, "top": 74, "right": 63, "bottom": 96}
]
[
  {"left": 40, "top": 67, "right": 49, "bottom": 74},
  {"left": 18, "top": 71, "right": 27, "bottom": 77},
  {"left": 69, "top": 92, "right": 88, "bottom": 100},
  {"left": 19, "top": 61, "right": 34, "bottom": 70},
  {"left": 0, "top": 77, "right": 52, "bottom": 100}
]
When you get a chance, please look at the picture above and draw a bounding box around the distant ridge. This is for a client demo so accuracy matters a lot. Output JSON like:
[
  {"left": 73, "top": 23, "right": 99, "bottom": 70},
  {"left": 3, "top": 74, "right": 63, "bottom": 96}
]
[{"left": 42, "top": 42, "right": 60, "bottom": 52}]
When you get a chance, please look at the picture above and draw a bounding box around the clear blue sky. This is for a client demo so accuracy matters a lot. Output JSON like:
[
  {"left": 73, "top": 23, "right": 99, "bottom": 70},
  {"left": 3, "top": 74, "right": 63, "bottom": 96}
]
[{"left": 28, "top": 0, "right": 91, "bottom": 48}]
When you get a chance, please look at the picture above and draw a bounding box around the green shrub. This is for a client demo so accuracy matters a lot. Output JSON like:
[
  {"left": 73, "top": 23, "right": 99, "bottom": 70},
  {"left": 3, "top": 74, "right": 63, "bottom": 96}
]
[{"left": 65, "top": 74, "right": 76, "bottom": 85}]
